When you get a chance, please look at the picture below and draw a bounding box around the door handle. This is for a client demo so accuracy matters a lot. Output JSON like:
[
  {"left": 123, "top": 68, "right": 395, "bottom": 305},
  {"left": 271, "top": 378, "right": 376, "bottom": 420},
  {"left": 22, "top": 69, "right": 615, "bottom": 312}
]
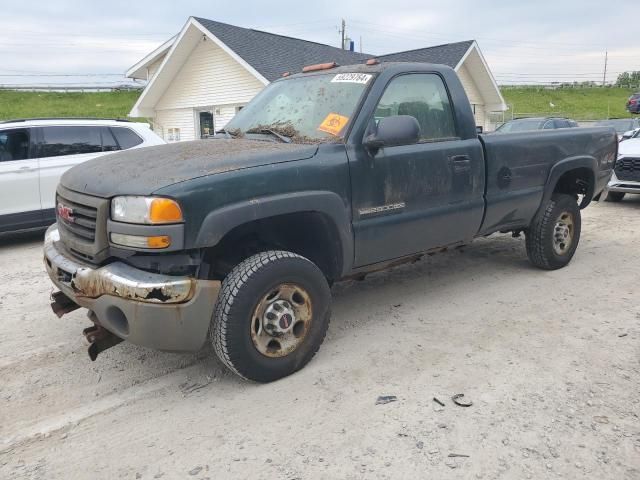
[
  {"left": 16, "top": 166, "right": 33, "bottom": 173},
  {"left": 448, "top": 155, "right": 471, "bottom": 174}
]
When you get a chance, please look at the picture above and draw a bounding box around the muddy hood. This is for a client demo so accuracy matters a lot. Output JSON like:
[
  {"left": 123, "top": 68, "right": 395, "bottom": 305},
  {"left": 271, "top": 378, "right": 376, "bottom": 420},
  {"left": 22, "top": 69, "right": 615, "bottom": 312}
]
[{"left": 60, "top": 139, "right": 319, "bottom": 197}]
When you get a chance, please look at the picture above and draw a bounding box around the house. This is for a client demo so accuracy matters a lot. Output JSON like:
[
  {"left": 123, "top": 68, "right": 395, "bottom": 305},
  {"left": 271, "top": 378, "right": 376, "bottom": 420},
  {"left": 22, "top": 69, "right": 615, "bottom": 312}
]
[{"left": 127, "top": 17, "right": 506, "bottom": 141}]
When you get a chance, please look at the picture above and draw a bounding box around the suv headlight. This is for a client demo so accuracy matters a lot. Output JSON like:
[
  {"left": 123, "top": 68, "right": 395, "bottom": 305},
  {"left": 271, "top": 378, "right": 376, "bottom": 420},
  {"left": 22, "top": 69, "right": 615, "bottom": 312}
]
[{"left": 111, "top": 196, "right": 183, "bottom": 224}]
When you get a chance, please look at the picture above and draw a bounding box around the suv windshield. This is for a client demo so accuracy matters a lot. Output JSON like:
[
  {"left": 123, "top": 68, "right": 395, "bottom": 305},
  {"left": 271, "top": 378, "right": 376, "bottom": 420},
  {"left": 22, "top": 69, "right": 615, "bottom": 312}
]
[
  {"left": 224, "top": 72, "right": 373, "bottom": 143},
  {"left": 495, "top": 119, "right": 544, "bottom": 133}
]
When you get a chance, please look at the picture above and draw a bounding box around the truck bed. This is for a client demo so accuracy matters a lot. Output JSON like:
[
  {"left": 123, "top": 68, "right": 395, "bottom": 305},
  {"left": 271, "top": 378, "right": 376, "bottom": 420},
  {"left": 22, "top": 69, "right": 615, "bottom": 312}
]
[{"left": 478, "top": 127, "right": 617, "bottom": 236}]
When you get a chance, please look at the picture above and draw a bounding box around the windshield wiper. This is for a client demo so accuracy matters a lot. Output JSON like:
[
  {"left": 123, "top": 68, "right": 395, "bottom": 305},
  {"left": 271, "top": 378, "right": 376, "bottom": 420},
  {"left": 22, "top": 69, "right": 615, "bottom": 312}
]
[{"left": 253, "top": 129, "right": 292, "bottom": 144}]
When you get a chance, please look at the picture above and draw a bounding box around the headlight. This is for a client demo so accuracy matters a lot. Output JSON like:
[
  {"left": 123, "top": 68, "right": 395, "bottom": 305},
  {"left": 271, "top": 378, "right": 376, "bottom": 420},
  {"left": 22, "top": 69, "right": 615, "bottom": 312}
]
[{"left": 111, "top": 196, "right": 183, "bottom": 224}]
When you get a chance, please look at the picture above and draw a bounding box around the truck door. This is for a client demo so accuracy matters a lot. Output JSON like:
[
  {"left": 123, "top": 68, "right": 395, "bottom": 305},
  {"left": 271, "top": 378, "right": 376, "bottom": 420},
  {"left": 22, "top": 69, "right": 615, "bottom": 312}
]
[{"left": 348, "top": 73, "right": 485, "bottom": 267}]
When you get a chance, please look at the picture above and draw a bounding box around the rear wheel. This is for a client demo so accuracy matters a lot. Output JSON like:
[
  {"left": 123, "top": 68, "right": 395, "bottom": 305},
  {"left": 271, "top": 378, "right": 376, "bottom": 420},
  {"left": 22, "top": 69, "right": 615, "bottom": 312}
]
[
  {"left": 525, "top": 194, "right": 581, "bottom": 270},
  {"left": 211, "top": 251, "right": 331, "bottom": 382},
  {"left": 605, "top": 192, "right": 625, "bottom": 202}
]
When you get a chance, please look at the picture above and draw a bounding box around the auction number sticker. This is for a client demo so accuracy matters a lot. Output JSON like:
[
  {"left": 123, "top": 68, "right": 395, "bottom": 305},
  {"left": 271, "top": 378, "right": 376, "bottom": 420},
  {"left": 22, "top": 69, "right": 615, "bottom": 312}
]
[
  {"left": 318, "top": 113, "right": 350, "bottom": 136},
  {"left": 331, "top": 73, "right": 372, "bottom": 84}
]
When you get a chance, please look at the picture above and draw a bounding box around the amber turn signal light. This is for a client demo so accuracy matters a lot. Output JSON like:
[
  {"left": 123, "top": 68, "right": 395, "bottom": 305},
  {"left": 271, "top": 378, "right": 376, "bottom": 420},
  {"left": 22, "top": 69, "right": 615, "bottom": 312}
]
[{"left": 149, "top": 198, "right": 183, "bottom": 224}]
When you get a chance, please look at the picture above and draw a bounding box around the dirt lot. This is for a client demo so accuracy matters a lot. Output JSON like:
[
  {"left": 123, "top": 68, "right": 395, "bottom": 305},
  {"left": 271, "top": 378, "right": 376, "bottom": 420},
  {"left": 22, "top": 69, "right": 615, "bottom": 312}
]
[{"left": 1, "top": 198, "right": 639, "bottom": 480}]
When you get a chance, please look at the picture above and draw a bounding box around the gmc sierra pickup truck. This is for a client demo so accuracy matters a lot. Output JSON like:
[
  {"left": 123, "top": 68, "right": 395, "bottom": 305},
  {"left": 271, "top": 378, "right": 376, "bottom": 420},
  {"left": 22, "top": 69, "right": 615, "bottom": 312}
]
[{"left": 44, "top": 61, "right": 617, "bottom": 382}]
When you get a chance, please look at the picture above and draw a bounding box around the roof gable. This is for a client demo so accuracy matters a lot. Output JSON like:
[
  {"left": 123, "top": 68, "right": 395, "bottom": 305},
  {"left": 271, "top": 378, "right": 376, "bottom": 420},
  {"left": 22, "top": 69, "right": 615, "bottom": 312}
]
[
  {"left": 194, "top": 17, "right": 370, "bottom": 81},
  {"left": 376, "top": 41, "right": 474, "bottom": 68}
]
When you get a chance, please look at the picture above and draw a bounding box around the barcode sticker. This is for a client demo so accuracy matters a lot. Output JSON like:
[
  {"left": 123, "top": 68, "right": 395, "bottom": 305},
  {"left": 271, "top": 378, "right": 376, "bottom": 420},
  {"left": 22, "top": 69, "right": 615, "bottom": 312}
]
[{"left": 331, "top": 73, "right": 372, "bottom": 84}]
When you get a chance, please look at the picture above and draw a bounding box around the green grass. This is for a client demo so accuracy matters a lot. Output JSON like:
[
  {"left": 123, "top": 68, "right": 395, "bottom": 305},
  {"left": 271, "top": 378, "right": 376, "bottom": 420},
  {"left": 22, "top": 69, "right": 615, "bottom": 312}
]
[
  {"left": 0, "top": 86, "right": 637, "bottom": 124},
  {"left": 501, "top": 87, "right": 637, "bottom": 121},
  {"left": 0, "top": 90, "right": 144, "bottom": 121}
]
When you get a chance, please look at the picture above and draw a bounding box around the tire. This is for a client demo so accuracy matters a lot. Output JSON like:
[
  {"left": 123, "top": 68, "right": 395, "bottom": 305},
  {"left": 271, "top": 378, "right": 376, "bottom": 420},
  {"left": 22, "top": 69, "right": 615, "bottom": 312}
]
[
  {"left": 605, "top": 192, "right": 625, "bottom": 202},
  {"left": 525, "top": 194, "right": 581, "bottom": 270},
  {"left": 211, "top": 251, "right": 331, "bottom": 382}
]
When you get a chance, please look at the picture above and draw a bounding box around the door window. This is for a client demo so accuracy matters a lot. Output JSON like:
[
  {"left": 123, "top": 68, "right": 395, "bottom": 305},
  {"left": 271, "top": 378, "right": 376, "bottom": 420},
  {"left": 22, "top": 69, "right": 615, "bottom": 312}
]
[
  {"left": 39, "top": 126, "right": 102, "bottom": 157},
  {"left": 0, "top": 129, "right": 30, "bottom": 161},
  {"left": 111, "top": 127, "right": 143, "bottom": 149},
  {"left": 374, "top": 74, "right": 457, "bottom": 142}
]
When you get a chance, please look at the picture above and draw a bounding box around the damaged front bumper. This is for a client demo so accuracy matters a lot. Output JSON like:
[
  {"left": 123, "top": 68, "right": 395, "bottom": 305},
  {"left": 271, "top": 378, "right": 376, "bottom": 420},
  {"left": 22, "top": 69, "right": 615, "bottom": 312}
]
[{"left": 44, "top": 224, "right": 221, "bottom": 353}]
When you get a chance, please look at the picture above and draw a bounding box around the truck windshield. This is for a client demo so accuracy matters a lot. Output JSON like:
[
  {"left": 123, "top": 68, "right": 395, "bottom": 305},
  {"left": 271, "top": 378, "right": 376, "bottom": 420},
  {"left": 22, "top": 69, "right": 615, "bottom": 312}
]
[{"left": 224, "top": 73, "right": 373, "bottom": 143}]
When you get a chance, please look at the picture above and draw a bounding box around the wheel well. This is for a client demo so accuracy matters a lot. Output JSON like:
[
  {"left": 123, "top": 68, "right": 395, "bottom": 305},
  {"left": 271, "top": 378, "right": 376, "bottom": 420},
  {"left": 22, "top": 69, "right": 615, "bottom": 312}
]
[
  {"left": 203, "top": 212, "right": 343, "bottom": 281},
  {"left": 553, "top": 167, "right": 594, "bottom": 200}
]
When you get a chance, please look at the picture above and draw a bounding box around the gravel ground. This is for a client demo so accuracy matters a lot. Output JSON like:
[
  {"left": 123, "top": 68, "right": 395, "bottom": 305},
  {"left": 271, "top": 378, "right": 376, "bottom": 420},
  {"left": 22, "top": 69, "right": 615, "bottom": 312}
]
[{"left": 1, "top": 198, "right": 639, "bottom": 480}]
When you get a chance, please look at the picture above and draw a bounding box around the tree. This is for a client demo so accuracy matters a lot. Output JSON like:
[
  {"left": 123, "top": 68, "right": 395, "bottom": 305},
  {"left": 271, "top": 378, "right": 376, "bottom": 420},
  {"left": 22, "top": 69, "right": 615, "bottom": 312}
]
[{"left": 616, "top": 71, "right": 640, "bottom": 87}]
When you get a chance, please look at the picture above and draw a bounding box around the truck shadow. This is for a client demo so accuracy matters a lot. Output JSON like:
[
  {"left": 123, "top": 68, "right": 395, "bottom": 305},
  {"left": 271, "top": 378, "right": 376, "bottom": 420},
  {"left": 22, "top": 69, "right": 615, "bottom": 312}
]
[{"left": 0, "top": 229, "right": 46, "bottom": 250}]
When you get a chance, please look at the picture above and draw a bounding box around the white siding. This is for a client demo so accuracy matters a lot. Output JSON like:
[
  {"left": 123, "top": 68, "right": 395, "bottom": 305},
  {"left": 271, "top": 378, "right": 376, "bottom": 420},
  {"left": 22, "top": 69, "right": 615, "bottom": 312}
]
[
  {"left": 154, "top": 108, "right": 195, "bottom": 142},
  {"left": 156, "top": 39, "right": 264, "bottom": 110},
  {"left": 215, "top": 104, "right": 243, "bottom": 129},
  {"left": 151, "top": 38, "right": 264, "bottom": 141},
  {"left": 456, "top": 64, "right": 487, "bottom": 129}
]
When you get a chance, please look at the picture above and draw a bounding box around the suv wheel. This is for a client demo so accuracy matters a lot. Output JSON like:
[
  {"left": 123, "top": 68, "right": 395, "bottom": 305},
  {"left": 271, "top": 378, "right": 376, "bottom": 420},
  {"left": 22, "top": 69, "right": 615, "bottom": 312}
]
[
  {"left": 211, "top": 251, "right": 331, "bottom": 382},
  {"left": 605, "top": 192, "right": 625, "bottom": 202},
  {"left": 525, "top": 194, "right": 581, "bottom": 270}
]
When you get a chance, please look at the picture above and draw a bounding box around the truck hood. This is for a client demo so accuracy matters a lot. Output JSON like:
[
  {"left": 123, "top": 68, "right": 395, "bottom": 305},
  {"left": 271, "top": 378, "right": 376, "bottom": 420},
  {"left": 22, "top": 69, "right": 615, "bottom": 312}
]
[{"left": 60, "top": 139, "right": 319, "bottom": 197}]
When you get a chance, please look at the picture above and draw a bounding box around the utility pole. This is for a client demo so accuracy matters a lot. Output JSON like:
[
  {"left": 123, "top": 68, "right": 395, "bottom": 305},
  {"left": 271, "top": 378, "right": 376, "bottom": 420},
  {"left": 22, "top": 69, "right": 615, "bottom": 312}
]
[
  {"left": 340, "top": 19, "right": 346, "bottom": 49},
  {"left": 603, "top": 49, "right": 608, "bottom": 86}
]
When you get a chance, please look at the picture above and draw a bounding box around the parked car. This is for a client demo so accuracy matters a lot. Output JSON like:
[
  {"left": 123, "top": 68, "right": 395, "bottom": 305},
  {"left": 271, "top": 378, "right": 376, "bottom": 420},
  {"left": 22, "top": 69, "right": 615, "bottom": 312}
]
[
  {"left": 626, "top": 93, "right": 640, "bottom": 114},
  {"left": 0, "top": 118, "right": 164, "bottom": 234},
  {"left": 493, "top": 117, "right": 578, "bottom": 134},
  {"left": 604, "top": 128, "right": 640, "bottom": 202},
  {"left": 44, "top": 62, "right": 616, "bottom": 382},
  {"left": 589, "top": 118, "right": 640, "bottom": 141}
]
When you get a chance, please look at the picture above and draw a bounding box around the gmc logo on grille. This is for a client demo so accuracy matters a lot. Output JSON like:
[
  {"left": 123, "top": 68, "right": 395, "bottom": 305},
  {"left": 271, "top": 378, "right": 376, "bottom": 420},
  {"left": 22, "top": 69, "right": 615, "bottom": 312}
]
[{"left": 57, "top": 203, "right": 75, "bottom": 223}]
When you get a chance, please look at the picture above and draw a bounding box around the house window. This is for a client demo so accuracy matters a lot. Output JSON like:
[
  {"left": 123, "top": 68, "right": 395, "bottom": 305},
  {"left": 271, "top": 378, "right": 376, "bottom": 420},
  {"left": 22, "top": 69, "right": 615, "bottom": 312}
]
[{"left": 167, "top": 128, "right": 181, "bottom": 142}]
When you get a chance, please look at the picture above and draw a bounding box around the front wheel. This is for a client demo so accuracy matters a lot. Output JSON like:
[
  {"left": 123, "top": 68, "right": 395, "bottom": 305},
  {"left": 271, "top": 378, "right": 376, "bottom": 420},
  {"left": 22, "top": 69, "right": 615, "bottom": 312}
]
[
  {"left": 211, "top": 251, "right": 331, "bottom": 382},
  {"left": 525, "top": 194, "right": 581, "bottom": 270}
]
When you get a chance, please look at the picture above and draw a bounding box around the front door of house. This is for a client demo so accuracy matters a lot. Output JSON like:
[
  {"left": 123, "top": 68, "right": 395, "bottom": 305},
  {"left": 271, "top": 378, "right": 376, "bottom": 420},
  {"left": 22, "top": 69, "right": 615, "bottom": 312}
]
[{"left": 198, "top": 110, "right": 214, "bottom": 138}]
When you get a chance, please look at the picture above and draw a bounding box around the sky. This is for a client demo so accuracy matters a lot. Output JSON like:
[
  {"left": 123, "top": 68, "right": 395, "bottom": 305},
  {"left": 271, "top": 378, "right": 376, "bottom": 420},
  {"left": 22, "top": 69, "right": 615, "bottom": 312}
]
[{"left": 1, "top": 0, "right": 638, "bottom": 88}]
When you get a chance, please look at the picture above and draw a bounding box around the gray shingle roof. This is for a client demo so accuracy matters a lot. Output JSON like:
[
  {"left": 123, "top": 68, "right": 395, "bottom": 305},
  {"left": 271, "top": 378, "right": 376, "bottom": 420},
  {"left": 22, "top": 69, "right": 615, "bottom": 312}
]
[
  {"left": 194, "top": 17, "right": 370, "bottom": 81},
  {"left": 194, "top": 17, "right": 474, "bottom": 80},
  {"left": 376, "top": 41, "right": 474, "bottom": 69}
]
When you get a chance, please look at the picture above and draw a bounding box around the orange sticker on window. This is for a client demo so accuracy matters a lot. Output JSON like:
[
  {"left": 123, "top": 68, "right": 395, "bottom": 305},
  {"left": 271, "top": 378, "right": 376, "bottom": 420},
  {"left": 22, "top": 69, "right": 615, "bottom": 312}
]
[{"left": 318, "top": 113, "right": 349, "bottom": 136}]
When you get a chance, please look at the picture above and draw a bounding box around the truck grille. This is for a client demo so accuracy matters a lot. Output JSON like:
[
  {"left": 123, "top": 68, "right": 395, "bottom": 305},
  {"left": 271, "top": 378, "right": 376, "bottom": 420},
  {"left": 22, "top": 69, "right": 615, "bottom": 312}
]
[
  {"left": 615, "top": 156, "right": 640, "bottom": 182},
  {"left": 56, "top": 185, "right": 110, "bottom": 263}
]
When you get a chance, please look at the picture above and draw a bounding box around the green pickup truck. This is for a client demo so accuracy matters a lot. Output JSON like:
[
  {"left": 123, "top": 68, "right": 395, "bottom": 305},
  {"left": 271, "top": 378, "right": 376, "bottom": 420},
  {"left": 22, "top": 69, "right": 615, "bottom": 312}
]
[{"left": 45, "top": 61, "right": 617, "bottom": 382}]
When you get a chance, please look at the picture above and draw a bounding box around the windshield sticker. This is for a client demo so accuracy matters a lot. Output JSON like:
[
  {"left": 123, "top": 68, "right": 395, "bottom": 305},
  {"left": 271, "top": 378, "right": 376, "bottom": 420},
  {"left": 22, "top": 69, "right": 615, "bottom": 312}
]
[
  {"left": 331, "top": 73, "right": 372, "bottom": 84},
  {"left": 318, "top": 113, "right": 350, "bottom": 136}
]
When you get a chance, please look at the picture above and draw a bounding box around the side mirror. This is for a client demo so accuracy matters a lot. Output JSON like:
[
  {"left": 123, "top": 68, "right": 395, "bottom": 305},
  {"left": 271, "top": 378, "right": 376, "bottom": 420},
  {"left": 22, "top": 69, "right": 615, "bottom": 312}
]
[
  {"left": 364, "top": 115, "right": 420, "bottom": 149},
  {"left": 621, "top": 130, "right": 634, "bottom": 141}
]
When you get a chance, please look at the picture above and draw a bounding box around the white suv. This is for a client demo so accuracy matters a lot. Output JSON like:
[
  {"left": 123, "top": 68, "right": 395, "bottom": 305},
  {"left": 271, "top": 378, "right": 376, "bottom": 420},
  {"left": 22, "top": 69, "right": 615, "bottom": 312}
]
[{"left": 0, "top": 118, "right": 164, "bottom": 234}]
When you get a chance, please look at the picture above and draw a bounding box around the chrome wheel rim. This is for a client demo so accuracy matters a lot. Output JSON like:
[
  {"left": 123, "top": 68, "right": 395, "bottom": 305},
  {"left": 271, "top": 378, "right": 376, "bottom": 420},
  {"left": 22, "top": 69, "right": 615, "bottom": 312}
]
[
  {"left": 250, "top": 284, "right": 312, "bottom": 358},
  {"left": 553, "top": 211, "right": 574, "bottom": 256}
]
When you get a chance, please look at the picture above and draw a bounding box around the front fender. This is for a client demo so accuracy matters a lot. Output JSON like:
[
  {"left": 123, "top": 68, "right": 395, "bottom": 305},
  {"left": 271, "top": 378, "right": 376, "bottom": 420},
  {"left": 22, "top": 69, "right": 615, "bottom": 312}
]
[{"left": 194, "top": 191, "right": 354, "bottom": 276}]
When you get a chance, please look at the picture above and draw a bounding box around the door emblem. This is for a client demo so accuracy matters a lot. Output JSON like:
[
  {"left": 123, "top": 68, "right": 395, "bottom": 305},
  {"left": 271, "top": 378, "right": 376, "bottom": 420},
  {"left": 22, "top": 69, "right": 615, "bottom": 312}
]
[
  {"left": 57, "top": 203, "right": 75, "bottom": 223},
  {"left": 358, "top": 202, "right": 406, "bottom": 218}
]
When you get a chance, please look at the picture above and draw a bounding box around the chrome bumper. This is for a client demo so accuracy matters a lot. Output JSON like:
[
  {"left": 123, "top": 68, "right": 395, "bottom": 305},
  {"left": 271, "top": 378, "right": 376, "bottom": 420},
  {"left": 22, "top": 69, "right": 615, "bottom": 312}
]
[
  {"left": 43, "top": 224, "right": 221, "bottom": 352},
  {"left": 44, "top": 225, "right": 193, "bottom": 304}
]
